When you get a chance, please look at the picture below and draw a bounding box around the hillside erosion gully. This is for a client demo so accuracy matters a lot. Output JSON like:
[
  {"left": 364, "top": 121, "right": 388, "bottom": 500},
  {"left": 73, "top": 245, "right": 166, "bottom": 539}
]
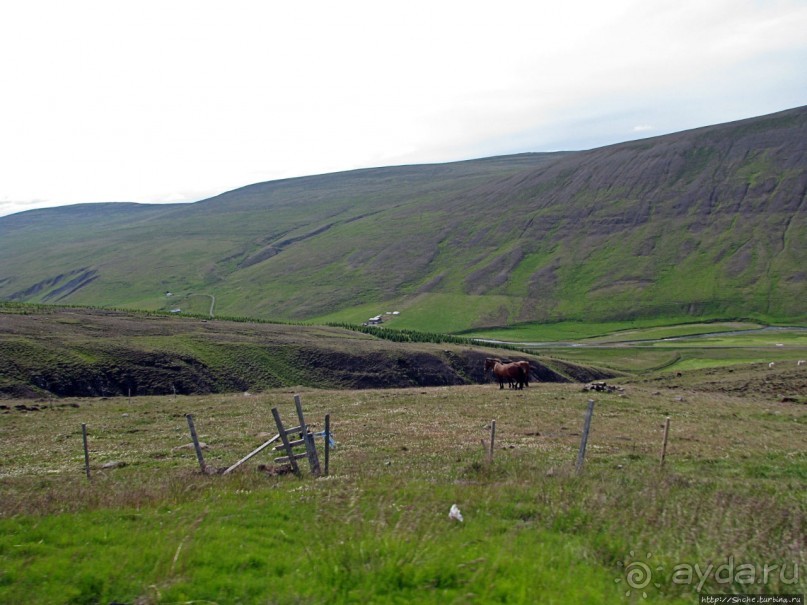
[{"left": 0, "top": 344, "right": 615, "bottom": 400}]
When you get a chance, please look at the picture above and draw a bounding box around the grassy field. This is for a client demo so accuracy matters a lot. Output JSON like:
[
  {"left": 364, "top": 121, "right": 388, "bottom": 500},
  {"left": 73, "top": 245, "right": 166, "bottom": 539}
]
[
  {"left": 528, "top": 326, "right": 807, "bottom": 375},
  {"left": 456, "top": 319, "right": 791, "bottom": 344},
  {"left": 1, "top": 366, "right": 805, "bottom": 604}
]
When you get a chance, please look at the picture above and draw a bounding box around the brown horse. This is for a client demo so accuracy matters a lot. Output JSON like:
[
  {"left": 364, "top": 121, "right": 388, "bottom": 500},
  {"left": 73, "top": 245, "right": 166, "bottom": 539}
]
[{"left": 484, "top": 358, "right": 526, "bottom": 390}]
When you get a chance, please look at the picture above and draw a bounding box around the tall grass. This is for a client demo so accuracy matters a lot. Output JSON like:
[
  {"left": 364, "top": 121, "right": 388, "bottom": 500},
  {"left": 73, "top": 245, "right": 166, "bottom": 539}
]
[{"left": 1, "top": 382, "right": 804, "bottom": 603}]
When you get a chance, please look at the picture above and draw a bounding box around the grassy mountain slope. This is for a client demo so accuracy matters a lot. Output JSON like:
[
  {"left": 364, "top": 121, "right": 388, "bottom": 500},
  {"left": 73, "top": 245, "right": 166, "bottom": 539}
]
[
  {"left": 437, "top": 106, "right": 807, "bottom": 325},
  {"left": 1, "top": 107, "right": 805, "bottom": 330},
  {"left": 0, "top": 154, "right": 562, "bottom": 320}
]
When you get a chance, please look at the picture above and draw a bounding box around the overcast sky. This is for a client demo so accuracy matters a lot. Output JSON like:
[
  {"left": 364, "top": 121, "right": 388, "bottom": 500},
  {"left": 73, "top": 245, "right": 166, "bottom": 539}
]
[{"left": 1, "top": 0, "right": 805, "bottom": 217}]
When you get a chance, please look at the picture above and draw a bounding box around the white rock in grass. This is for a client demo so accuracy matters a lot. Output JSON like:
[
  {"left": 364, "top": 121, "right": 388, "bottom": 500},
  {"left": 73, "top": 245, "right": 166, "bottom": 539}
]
[{"left": 449, "top": 504, "right": 463, "bottom": 522}]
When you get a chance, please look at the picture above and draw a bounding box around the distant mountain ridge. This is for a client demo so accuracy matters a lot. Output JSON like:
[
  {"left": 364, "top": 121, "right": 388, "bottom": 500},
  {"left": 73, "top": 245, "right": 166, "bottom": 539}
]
[{"left": 1, "top": 106, "right": 805, "bottom": 330}]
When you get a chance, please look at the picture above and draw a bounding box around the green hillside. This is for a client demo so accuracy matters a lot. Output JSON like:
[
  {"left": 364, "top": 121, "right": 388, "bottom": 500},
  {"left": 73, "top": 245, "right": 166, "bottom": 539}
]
[
  {"left": 1, "top": 106, "right": 805, "bottom": 331},
  {"left": 0, "top": 305, "right": 615, "bottom": 398}
]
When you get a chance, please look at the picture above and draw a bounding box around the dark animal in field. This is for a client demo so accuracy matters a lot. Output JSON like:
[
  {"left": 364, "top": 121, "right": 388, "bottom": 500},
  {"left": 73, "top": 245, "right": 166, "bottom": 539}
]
[
  {"left": 484, "top": 358, "right": 527, "bottom": 390},
  {"left": 516, "top": 361, "right": 531, "bottom": 387}
]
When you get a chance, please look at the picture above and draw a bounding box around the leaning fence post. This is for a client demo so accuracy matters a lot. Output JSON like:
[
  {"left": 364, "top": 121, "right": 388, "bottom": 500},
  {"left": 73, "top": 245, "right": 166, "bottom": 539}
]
[
  {"left": 660, "top": 416, "right": 671, "bottom": 468},
  {"left": 272, "top": 407, "right": 301, "bottom": 476},
  {"left": 185, "top": 414, "right": 207, "bottom": 473},
  {"left": 576, "top": 400, "right": 595, "bottom": 474},
  {"left": 223, "top": 433, "right": 281, "bottom": 475},
  {"left": 294, "top": 394, "right": 321, "bottom": 477},
  {"left": 82, "top": 423, "right": 91, "bottom": 480}
]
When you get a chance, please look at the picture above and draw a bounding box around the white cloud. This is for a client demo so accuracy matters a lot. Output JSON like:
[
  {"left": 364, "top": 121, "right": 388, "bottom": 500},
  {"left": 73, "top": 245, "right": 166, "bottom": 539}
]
[{"left": 0, "top": 0, "right": 805, "bottom": 216}]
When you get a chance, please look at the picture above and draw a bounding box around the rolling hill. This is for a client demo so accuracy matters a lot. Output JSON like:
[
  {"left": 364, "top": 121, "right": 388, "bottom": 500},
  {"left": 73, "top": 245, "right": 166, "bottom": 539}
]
[
  {"left": 1, "top": 106, "right": 805, "bottom": 330},
  {"left": 0, "top": 305, "right": 614, "bottom": 398}
]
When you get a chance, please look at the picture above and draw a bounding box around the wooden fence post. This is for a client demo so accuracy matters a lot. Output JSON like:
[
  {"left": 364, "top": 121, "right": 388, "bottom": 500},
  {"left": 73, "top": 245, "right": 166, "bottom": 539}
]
[
  {"left": 660, "top": 416, "right": 671, "bottom": 468},
  {"left": 82, "top": 423, "right": 91, "bottom": 480},
  {"left": 488, "top": 420, "right": 496, "bottom": 464},
  {"left": 185, "top": 414, "right": 207, "bottom": 473},
  {"left": 576, "top": 400, "right": 595, "bottom": 474},
  {"left": 294, "top": 394, "right": 321, "bottom": 477},
  {"left": 272, "top": 407, "right": 301, "bottom": 476},
  {"left": 324, "top": 414, "right": 330, "bottom": 476}
]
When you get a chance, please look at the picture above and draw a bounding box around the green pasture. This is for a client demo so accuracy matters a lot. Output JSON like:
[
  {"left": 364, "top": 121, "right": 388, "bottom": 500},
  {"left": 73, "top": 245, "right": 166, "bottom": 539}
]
[
  {"left": 544, "top": 345, "right": 803, "bottom": 374},
  {"left": 1, "top": 381, "right": 804, "bottom": 604},
  {"left": 457, "top": 321, "right": 807, "bottom": 374},
  {"left": 458, "top": 319, "right": 789, "bottom": 344},
  {"left": 312, "top": 293, "right": 524, "bottom": 335},
  {"left": 580, "top": 322, "right": 767, "bottom": 344},
  {"left": 653, "top": 330, "right": 807, "bottom": 348}
]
